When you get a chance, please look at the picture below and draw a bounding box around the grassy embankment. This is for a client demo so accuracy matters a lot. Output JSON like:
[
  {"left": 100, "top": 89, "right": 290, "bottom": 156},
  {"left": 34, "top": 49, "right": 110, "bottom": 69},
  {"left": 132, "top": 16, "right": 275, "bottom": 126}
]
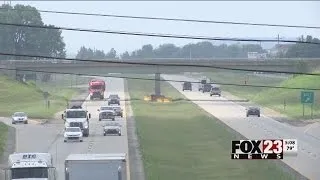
[
  {"left": 0, "top": 75, "right": 87, "bottom": 119},
  {"left": 205, "top": 70, "right": 320, "bottom": 120},
  {"left": 127, "top": 78, "right": 297, "bottom": 180},
  {"left": 0, "top": 74, "right": 90, "bottom": 156}
]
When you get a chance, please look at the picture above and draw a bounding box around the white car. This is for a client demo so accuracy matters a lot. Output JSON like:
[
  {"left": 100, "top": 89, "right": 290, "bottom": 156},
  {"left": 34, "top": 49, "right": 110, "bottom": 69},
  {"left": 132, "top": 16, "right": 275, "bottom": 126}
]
[
  {"left": 12, "top": 112, "right": 28, "bottom": 124},
  {"left": 64, "top": 127, "right": 83, "bottom": 142}
]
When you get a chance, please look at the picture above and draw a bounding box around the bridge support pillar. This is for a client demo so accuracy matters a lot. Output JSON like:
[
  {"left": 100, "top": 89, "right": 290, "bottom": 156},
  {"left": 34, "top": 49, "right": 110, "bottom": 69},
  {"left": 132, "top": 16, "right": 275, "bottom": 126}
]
[{"left": 154, "top": 72, "right": 161, "bottom": 96}]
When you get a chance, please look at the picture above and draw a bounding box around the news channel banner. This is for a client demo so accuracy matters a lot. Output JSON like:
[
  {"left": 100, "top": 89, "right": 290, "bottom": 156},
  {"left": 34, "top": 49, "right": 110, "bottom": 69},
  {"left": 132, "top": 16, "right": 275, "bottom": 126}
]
[{"left": 231, "top": 139, "right": 298, "bottom": 160}]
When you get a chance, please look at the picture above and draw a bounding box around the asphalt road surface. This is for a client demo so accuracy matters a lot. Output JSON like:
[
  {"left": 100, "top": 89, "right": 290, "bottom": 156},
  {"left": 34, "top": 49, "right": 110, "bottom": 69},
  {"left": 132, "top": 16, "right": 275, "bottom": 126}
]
[
  {"left": 0, "top": 77, "right": 129, "bottom": 180},
  {"left": 162, "top": 74, "right": 319, "bottom": 180}
]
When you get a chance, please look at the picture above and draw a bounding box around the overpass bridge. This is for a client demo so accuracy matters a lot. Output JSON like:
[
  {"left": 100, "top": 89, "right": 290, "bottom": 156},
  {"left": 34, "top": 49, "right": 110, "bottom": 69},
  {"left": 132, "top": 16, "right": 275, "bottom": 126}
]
[
  {"left": 1, "top": 58, "right": 319, "bottom": 98},
  {"left": 1, "top": 58, "right": 320, "bottom": 75}
]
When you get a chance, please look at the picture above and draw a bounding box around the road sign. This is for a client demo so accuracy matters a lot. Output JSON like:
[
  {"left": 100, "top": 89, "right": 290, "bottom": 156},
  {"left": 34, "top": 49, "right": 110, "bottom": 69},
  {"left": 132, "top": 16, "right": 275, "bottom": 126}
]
[{"left": 301, "top": 91, "right": 314, "bottom": 104}]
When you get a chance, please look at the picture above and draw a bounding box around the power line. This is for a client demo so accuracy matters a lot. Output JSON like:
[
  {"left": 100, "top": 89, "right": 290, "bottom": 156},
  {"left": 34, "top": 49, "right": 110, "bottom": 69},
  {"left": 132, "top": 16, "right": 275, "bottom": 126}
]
[
  {"left": 1, "top": 52, "right": 320, "bottom": 76},
  {"left": 2, "top": 67, "right": 320, "bottom": 91},
  {"left": 0, "top": 22, "right": 319, "bottom": 45},
  {"left": 0, "top": 7, "right": 319, "bottom": 30}
]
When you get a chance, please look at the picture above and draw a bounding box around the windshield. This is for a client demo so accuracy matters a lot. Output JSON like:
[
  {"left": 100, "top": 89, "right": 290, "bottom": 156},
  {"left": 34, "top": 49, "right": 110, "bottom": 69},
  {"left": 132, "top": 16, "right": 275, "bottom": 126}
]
[
  {"left": 90, "top": 85, "right": 103, "bottom": 89},
  {"left": 109, "top": 95, "right": 119, "bottom": 99},
  {"left": 66, "top": 128, "right": 81, "bottom": 132},
  {"left": 66, "top": 111, "right": 86, "bottom": 118},
  {"left": 69, "top": 122, "right": 83, "bottom": 128},
  {"left": 11, "top": 167, "right": 48, "bottom": 179},
  {"left": 13, "top": 112, "right": 26, "bottom": 117},
  {"left": 113, "top": 107, "right": 121, "bottom": 110},
  {"left": 101, "top": 107, "right": 114, "bottom": 111}
]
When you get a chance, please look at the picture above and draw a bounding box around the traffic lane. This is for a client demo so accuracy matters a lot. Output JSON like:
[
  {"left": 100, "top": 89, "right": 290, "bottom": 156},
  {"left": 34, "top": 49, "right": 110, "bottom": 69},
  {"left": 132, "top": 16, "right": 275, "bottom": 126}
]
[
  {"left": 0, "top": 117, "right": 63, "bottom": 153},
  {"left": 48, "top": 93, "right": 104, "bottom": 180},
  {"left": 165, "top": 74, "right": 320, "bottom": 151},
  {"left": 90, "top": 77, "right": 128, "bottom": 154},
  {"left": 162, "top": 74, "right": 319, "bottom": 179}
]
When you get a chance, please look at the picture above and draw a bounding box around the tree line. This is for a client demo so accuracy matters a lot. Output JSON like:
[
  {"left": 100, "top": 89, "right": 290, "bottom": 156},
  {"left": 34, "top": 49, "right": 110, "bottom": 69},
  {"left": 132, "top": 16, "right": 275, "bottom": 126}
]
[
  {"left": 0, "top": 4, "right": 66, "bottom": 60},
  {"left": 75, "top": 46, "right": 118, "bottom": 59},
  {"left": 77, "top": 36, "right": 320, "bottom": 60}
]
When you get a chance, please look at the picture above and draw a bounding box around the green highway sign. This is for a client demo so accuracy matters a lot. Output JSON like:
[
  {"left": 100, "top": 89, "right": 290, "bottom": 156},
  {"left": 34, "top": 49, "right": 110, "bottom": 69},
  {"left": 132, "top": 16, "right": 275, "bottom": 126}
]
[{"left": 301, "top": 91, "right": 314, "bottom": 104}]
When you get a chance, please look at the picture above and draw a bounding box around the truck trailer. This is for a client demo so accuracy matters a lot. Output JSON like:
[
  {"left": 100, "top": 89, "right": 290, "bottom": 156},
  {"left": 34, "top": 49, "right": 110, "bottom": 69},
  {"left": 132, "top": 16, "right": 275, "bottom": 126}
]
[
  {"left": 89, "top": 79, "right": 106, "bottom": 100},
  {"left": 4, "top": 152, "right": 56, "bottom": 180},
  {"left": 65, "top": 153, "right": 127, "bottom": 180}
]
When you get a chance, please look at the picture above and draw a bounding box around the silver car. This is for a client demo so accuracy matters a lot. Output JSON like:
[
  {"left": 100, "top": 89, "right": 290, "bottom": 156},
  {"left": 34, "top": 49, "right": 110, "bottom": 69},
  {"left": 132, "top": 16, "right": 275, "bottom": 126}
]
[
  {"left": 103, "top": 122, "right": 122, "bottom": 136},
  {"left": 12, "top": 112, "right": 28, "bottom": 124}
]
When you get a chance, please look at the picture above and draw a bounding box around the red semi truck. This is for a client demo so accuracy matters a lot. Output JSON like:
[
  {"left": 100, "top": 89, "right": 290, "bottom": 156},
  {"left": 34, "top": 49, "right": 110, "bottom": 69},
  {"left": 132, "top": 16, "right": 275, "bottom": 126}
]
[{"left": 89, "top": 79, "right": 106, "bottom": 100}]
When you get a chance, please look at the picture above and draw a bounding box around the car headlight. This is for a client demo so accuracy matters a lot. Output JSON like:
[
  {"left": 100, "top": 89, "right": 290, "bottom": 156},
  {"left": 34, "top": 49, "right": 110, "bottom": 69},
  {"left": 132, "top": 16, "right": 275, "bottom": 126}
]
[
  {"left": 84, "top": 125, "right": 88, "bottom": 129},
  {"left": 64, "top": 134, "right": 67, "bottom": 137}
]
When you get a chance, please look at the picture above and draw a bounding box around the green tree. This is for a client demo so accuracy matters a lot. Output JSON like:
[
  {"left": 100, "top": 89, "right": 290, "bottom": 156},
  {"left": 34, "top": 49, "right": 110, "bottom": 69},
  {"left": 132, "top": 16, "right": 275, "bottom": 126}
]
[
  {"left": 286, "top": 35, "right": 320, "bottom": 58},
  {"left": 0, "top": 4, "right": 66, "bottom": 60},
  {"left": 120, "top": 51, "right": 130, "bottom": 59},
  {"left": 105, "top": 48, "right": 117, "bottom": 58}
]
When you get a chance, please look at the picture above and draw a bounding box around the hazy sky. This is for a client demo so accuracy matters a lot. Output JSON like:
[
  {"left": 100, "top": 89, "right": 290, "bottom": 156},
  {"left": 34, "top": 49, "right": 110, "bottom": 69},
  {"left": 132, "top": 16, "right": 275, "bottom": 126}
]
[{"left": 9, "top": 1, "right": 320, "bottom": 55}]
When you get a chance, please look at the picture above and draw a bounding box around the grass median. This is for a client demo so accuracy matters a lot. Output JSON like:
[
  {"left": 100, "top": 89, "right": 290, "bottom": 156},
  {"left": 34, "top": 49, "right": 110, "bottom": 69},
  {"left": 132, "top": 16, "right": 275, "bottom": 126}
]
[
  {"left": 0, "top": 75, "right": 83, "bottom": 119},
  {"left": 127, "top": 78, "right": 297, "bottom": 180},
  {"left": 0, "top": 122, "right": 8, "bottom": 157}
]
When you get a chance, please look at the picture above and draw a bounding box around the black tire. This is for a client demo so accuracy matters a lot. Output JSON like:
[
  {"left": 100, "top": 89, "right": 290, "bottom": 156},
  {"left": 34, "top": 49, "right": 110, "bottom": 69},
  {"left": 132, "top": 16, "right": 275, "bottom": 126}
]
[
  {"left": 112, "top": 118, "right": 115, "bottom": 121},
  {"left": 24, "top": 121, "right": 28, "bottom": 124},
  {"left": 12, "top": 122, "right": 15, "bottom": 124},
  {"left": 118, "top": 133, "right": 121, "bottom": 136},
  {"left": 219, "top": 94, "right": 221, "bottom": 97},
  {"left": 64, "top": 140, "right": 67, "bottom": 142},
  {"left": 99, "top": 118, "right": 101, "bottom": 121},
  {"left": 246, "top": 114, "right": 249, "bottom": 117},
  {"left": 121, "top": 115, "right": 123, "bottom": 118},
  {"left": 104, "top": 133, "right": 106, "bottom": 136},
  {"left": 80, "top": 140, "right": 83, "bottom": 142},
  {"left": 258, "top": 114, "right": 260, "bottom": 117},
  {"left": 210, "top": 94, "right": 213, "bottom": 96}
]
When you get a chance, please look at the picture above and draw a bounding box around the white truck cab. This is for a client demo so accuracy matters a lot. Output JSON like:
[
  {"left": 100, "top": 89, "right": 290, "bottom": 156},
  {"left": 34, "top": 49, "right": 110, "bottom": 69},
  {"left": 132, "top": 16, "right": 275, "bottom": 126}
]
[
  {"left": 62, "top": 109, "right": 91, "bottom": 137},
  {"left": 4, "top": 153, "right": 56, "bottom": 180}
]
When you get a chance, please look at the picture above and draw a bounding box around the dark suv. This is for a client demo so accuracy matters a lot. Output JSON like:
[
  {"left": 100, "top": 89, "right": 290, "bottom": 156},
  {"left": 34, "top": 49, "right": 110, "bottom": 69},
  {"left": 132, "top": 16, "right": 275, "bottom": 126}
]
[
  {"left": 108, "top": 94, "right": 120, "bottom": 105},
  {"left": 210, "top": 87, "right": 221, "bottom": 96},
  {"left": 182, "top": 82, "right": 192, "bottom": 91},
  {"left": 202, "top": 84, "right": 212, "bottom": 93},
  {"left": 246, "top": 107, "right": 261, "bottom": 117}
]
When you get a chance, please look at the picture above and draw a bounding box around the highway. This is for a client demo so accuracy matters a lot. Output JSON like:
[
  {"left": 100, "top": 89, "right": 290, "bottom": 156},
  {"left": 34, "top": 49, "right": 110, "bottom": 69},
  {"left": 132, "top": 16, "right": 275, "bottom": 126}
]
[
  {"left": 0, "top": 77, "right": 129, "bottom": 180},
  {"left": 162, "top": 74, "right": 319, "bottom": 180}
]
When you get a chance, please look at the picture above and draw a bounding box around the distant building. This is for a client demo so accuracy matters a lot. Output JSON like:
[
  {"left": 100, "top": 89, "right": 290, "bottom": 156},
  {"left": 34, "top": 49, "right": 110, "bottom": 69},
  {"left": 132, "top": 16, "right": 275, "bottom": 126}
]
[{"left": 247, "top": 52, "right": 268, "bottom": 60}]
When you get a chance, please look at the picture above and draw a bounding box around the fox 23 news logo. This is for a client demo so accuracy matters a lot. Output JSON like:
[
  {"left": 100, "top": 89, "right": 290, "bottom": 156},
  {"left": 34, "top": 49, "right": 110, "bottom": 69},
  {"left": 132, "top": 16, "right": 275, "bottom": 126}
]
[{"left": 231, "top": 139, "right": 284, "bottom": 159}]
